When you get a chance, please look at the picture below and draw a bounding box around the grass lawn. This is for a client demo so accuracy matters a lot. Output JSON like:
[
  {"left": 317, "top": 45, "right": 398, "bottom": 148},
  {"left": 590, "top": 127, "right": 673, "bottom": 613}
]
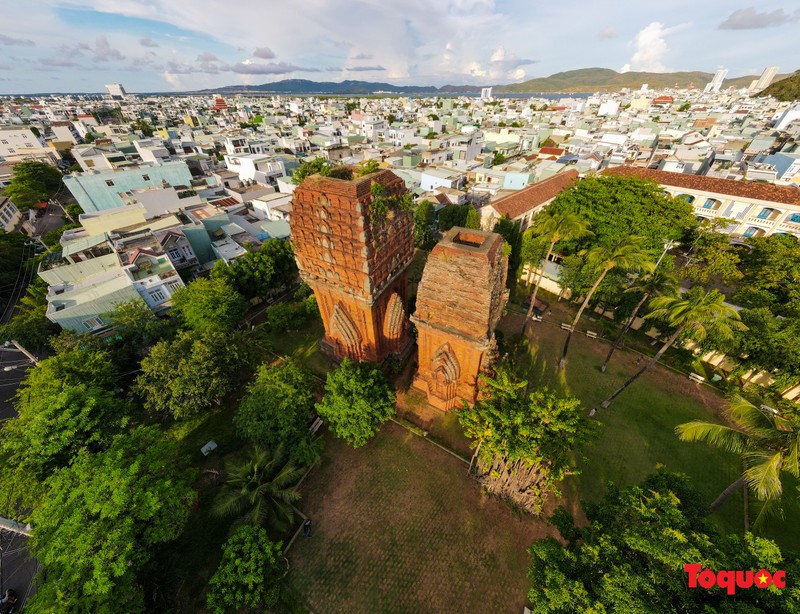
[
  {"left": 261, "top": 318, "right": 333, "bottom": 377},
  {"left": 500, "top": 297, "right": 800, "bottom": 551},
  {"left": 286, "top": 421, "right": 555, "bottom": 613}
]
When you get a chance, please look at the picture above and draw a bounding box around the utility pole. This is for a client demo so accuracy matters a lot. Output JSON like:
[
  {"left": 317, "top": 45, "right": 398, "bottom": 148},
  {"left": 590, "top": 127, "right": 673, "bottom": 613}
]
[
  {"left": 655, "top": 239, "right": 676, "bottom": 269},
  {"left": 10, "top": 340, "right": 39, "bottom": 366}
]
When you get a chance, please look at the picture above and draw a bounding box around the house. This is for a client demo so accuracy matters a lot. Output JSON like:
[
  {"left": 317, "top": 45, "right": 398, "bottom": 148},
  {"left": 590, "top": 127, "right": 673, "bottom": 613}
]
[
  {"left": 64, "top": 161, "right": 194, "bottom": 213},
  {"left": 604, "top": 166, "right": 800, "bottom": 239},
  {"left": 479, "top": 170, "right": 579, "bottom": 231},
  {"left": 420, "top": 167, "right": 463, "bottom": 191},
  {"left": 0, "top": 197, "right": 21, "bottom": 232}
]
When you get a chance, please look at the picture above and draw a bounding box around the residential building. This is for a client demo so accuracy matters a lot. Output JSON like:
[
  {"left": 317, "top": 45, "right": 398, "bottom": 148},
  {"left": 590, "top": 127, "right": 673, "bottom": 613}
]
[
  {"left": 0, "top": 196, "right": 21, "bottom": 232},
  {"left": 479, "top": 170, "right": 579, "bottom": 230},
  {"left": 63, "top": 161, "right": 194, "bottom": 212}
]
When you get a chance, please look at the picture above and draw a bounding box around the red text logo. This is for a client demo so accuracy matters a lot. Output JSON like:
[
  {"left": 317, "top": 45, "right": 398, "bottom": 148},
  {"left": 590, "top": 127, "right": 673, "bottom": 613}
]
[{"left": 684, "top": 564, "right": 786, "bottom": 595}]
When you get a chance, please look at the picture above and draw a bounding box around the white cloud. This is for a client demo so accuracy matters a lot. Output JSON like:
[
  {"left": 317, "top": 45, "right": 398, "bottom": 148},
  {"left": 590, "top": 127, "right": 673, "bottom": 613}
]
[
  {"left": 140, "top": 36, "right": 159, "bottom": 47},
  {"left": 620, "top": 21, "right": 687, "bottom": 73}
]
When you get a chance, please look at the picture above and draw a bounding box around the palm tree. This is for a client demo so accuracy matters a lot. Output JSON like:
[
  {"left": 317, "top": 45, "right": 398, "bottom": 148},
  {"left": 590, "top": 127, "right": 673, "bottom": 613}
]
[
  {"left": 600, "top": 287, "right": 745, "bottom": 408},
  {"left": 600, "top": 269, "right": 679, "bottom": 373},
  {"left": 559, "top": 236, "right": 654, "bottom": 370},
  {"left": 522, "top": 212, "right": 593, "bottom": 333},
  {"left": 212, "top": 442, "right": 305, "bottom": 531},
  {"left": 676, "top": 395, "right": 800, "bottom": 526}
]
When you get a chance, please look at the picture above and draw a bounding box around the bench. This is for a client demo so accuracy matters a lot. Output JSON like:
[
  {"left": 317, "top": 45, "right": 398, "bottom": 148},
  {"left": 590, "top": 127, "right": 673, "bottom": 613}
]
[
  {"left": 309, "top": 417, "right": 324, "bottom": 434},
  {"left": 560, "top": 323, "right": 574, "bottom": 331},
  {"left": 586, "top": 331, "right": 598, "bottom": 339},
  {"left": 688, "top": 373, "right": 705, "bottom": 384}
]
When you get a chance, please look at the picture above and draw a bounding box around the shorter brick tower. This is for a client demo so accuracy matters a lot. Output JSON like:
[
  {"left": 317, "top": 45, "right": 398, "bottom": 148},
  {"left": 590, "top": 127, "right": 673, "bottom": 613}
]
[
  {"left": 291, "top": 170, "right": 414, "bottom": 363},
  {"left": 412, "top": 227, "right": 508, "bottom": 410}
]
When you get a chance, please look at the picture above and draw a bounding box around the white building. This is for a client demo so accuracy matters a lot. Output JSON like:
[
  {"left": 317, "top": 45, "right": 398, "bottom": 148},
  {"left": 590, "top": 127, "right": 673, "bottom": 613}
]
[
  {"left": 704, "top": 68, "right": 728, "bottom": 94},
  {"left": 105, "top": 83, "right": 127, "bottom": 99},
  {"left": 754, "top": 67, "right": 778, "bottom": 91},
  {"left": 0, "top": 196, "right": 21, "bottom": 232}
]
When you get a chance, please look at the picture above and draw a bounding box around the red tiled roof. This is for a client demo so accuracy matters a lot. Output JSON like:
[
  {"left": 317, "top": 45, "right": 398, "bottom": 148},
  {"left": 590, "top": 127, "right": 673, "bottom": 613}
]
[
  {"left": 210, "top": 197, "right": 240, "bottom": 208},
  {"left": 490, "top": 170, "right": 580, "bottom": 219},
  {"left": 539, "top": 147, "right": 565, "bottom": 156},
  {"left": 603, "top": 166, "right": 800, "bottom": 206}
]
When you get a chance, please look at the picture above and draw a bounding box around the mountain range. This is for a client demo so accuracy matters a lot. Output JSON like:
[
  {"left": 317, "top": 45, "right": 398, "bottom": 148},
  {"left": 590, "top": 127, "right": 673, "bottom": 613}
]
[{"left": 198, "top": 68, "right": 792, "bottom": 96}]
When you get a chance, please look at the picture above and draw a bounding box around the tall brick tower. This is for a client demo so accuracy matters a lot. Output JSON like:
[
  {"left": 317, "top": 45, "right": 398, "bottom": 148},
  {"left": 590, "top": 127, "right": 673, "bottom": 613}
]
[
  {"left": 291, "top": 170, "right": 414, "bottom": 363},
  {"left": 412, "top": 227, "right": 508, "bottom": 410}
]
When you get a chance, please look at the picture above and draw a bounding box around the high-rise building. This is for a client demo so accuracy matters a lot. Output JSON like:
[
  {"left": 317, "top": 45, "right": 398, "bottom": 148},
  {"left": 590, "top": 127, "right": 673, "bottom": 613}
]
[
  {"left": 754, "top": 66, "right": 779, "bottom": 91},
  {"left": 704, "top": 68, "right": 728, "bottom": 94},
  {"left": 105, "top": 83, "right": 127, "bottom": 99},
  {"left": 480, "top": 87, "right": 493, "bottom": 100}
]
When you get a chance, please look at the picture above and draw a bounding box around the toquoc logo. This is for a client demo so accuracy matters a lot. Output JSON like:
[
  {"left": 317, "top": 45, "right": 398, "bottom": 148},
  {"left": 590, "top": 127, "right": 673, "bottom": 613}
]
[{"left": 684, "top": 564, "right": 786, "bottom": 595}]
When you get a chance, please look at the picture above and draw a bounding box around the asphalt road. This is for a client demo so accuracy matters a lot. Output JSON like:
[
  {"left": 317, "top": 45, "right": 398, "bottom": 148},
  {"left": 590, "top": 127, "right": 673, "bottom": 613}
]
[
  {"left": 32, "top": 199, "right": 64, "bottom": 239},
  {"left": 0, "top": 347, "right": 29, "bottom": 421}
]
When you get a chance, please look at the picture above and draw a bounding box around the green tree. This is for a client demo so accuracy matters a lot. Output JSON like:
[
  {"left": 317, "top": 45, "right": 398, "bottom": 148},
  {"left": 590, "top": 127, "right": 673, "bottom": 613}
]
[
  {"left": 386, "top": 113, "right": 397, "bottom": 124},
  {"left": 316, "top": 357, "right": 395, "bottom": 448},
  {"left": 355, "top": 159, "right": 381, "bottom": 176},
  {"left": 492, "top": 151, "right": 506, "bottom": 166},
  {"left": 601, "top": 287, "right": 745, "bottom": 408},
  {"left": 464, "top": 207, "right": 481, "bottom": 229},
  {"left": 545, "top": 175, "right": 696, "bottom": 258},
  {"left": 235, "top": 361, "right": 321, "bottom": 465},
  {"left": 103, "top": 298, "right": 170, "bottom": 357},
  {"left": 0, "top": 231, "right": 27, "bottom": 293},
  {"left": 212, "top": 443, "right": 304, "bottom": 531},
  {"left": 131, "top": 118, "right": 155, "bottom": 136},
  {"left": 212, "top": 239, "right": 298, "bottom": 301},
  {"left": 521, "top": 211, "right": 593, "bottom": 333},
  {"left": 528, "top": 468, "right": 798, "bottom": 613},
  {"left": 458, "top": 368, "right": 590, "bottom": 514},
  {"left": 731, "top": 308, "right": 800, "bottom": 388},
  {"left": 560, "top": 236, "right": 654, "bottom": 369},
  {"left": 135, "top": 329, "right": 252, "bottom": 419},
  {"left": 206, "top": 526, "right": 284, "bottom": 614},
  {"left": 0, "top": 278, "right": 59, "bottom": 357},
  {"left": 682, "top": 223, "right": 743, "bottom": 286},
  {"left": 4, "top": 160, "right": 62, "bottom": 211},
  {"left": 601, "top": 268, "right": 680, "bottom": 372},
  {"left": 291, "top": 157, "right": 331, "bottom": 185},
  {"left": 493, "top": 215, "right": 523, "bottom": 289},
  {"left": 65, "top": 201, "right": 83, "bottom": 221},
  {"left": 677, "top": 395, "right": 800, "bottom": 525},
  {"left": 28, "top": 426, "right": 196, "bottom": 613},
  {"left": 413, "top": 199, "right": 436, "bottom": 250},
  {"left": 170, "top": 276, "right": 248, "bottom": 333},
  {"left": 734, "top": 234, "right": 800, "bottom": 317},
  {"left": 438, "top": 203, "right": 469, "bottom": 231}
]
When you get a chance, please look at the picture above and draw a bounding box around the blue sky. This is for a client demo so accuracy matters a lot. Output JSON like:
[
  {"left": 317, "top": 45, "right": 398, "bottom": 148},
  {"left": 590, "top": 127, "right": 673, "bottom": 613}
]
[{"left": 0, "top": 1, "right": 798, "bottom": 93}]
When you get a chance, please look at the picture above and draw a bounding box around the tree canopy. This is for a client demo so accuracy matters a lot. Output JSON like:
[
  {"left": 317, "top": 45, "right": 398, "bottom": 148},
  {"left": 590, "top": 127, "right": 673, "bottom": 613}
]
[
  {"left": 734, "top": 234, "right": 800, "bottom": 318},
  {"left": 28, "top": 426, "right": 196, "bottom": 613},
  {"left": 545, "top": 175, "right": 696, "bottom": 257},
  {"left": 291, "top": 157, "right": 331, "bottom": 185},
  {"left": 528, "top": 469, "right": 799, "bottom": 613},
  {"left": 235, "top": 360, "right": 321, "bottom": 465},
  {"left": 316, "top": 357, "right": 395, "bottom": 448},
  {"left": 458, "top": 368, "right": 591, "bottom": 514},
  {"left": 212, "top": 239, "right": 298, "bottom": 301},
  {"left": 206, "top": 526, "right": 284, "bottom": 614},
  {"left": 170, "top": 276, "right": 248, "bottom": 333},
  {"left": 136, "top": 329, "right": 252, "bottom": 419},
  {"left": 4, "top": 160, "right": 62, "bottom": 211}
]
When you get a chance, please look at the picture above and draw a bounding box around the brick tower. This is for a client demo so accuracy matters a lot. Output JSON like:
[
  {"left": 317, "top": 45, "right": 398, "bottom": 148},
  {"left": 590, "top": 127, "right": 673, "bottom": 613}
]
[
  {"left": 412, "top": 227, "right": 508, "bottom": 410},
  {"left": 291, "top": 169, "right": 414, "bottom": 363}
]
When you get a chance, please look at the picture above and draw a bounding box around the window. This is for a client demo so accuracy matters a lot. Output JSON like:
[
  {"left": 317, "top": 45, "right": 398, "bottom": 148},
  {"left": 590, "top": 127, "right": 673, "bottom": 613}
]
[
  {"left": 790, "top": 214, "right": 800, "bottom": 224},
  {"left": 82, "top": 317, "right": 103, "bottom": 330},
  {"left": 702, "top": 199, "right": 718, "bottom": 209},
  {"left": 1, "top": 140, "right": 7, "bottom": 145},
  {"left": 181, "top": 245, "right": 194, "bottom": 258},
  {"left": 7, "top": 148, "right": 14, "bottom": 153},
  {"left": 105, "top": 180, "right": 114, "bottom": 187},
  {"left": 167, "top": 247, "right": 182, "bottom": 260},
  {"left": 142, "top": 174, "right": 150, "bottom": 181},
  {"left": 149, "top": 289, "right": 166, "bottom": 303},
  {"left": 757, "top": 208, "right": 774, "bottom": 220},
  {"left": 167, "top": 280, "right": 182, "bottom": 292}
]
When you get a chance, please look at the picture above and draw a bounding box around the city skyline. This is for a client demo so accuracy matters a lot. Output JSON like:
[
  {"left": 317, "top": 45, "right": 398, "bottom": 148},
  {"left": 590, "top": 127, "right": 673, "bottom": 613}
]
[{"left": 0, "top": 2, "right": 798, "bottom": 93}]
